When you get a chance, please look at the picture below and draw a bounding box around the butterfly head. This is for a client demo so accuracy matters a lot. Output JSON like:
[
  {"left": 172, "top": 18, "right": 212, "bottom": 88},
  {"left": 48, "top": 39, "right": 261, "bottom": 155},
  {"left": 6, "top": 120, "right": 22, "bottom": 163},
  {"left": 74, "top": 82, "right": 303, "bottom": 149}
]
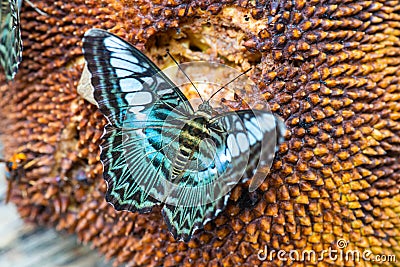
[{"left": 196, "top": 101, "right": 213, "bottom": 118}]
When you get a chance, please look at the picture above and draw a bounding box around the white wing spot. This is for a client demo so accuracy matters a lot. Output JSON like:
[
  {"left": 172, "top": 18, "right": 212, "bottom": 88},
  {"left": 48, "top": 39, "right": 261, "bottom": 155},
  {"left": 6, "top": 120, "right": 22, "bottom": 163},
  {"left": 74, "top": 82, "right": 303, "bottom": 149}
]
[
  {"left": 219, "top": 153, "right": 231, "bottom": 163},
  {"left": 237, "top": 132, "right": 249, "bottom": 153},
  {"left": 104, "top": 45, "right": 123, "bottom": 54},
  {"left": 119, "top": 78, "right": 143, "bottom": 92},
  {"left": 227, "top": 134, "right": 240, "bottom": 157},
  {"left": 128, "top": 92, "right": 153, "bottom": 105},
  {"left": 124, "top": 54, "right": 140, "bottom": 65},
  {"left": 246, "top": 118, "right": 263, "bottom": 140},
  {"left": 104, "top": 37, "right": 129, "bottom": 50},
  {"left": 141, "top": 77, "right": 154, "bottom": 86},
  {"left": 141, "top": 61, "right": 150, "bottom": 68},
  {"left": 223, "top": 117, "right": 230, "bottom": 126},
  {"left": 125, "top": 93, "right": 134, "bottom": 105},
  {"left": 248, "top": 132, "right": 257, "bottom": 146},
  {"left": 235, "top": 120, "right": 244, "bottom": 130},
  {"left": 115, "top": 68, "right": 133, "bottom": 78},
  {"left": 110, "top": 57, "right": 145, "bottom": 73},
  {"left": 157, "top": 88, "right": 174, "bottom": 96}
]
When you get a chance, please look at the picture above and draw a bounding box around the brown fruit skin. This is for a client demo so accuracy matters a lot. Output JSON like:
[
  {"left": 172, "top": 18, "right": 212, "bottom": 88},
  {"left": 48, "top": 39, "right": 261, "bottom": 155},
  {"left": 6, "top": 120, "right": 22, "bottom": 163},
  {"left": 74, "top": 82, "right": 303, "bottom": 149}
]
[{"left": 1, "top": 1, "right": 400, "bottom": 266}]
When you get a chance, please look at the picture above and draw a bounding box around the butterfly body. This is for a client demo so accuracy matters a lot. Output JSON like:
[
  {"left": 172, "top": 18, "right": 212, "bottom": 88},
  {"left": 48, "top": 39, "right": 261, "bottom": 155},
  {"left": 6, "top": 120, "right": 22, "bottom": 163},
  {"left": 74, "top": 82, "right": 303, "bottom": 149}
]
[
  {"left": 172, "top": 112, "right": 223, "bottom": 179},
  {"left": 83, "top": 29, "right": 285, "bottom": 241},
  {"left": 173, "top": 117, "right": 207, "bottom": 179}
]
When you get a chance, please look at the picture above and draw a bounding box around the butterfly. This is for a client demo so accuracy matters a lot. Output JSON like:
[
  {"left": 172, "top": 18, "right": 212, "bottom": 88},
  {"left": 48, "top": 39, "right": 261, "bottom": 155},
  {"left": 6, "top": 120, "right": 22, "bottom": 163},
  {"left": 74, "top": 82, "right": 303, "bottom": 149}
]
[
  {"left": 0, "top": 0, "right": 22, "bottom": 80},
  {"left": 82, "top": 28, "right": 285, "bottom": 241},
  {"left": 0, "top": 0, "right": 47, "bottom": 80}
]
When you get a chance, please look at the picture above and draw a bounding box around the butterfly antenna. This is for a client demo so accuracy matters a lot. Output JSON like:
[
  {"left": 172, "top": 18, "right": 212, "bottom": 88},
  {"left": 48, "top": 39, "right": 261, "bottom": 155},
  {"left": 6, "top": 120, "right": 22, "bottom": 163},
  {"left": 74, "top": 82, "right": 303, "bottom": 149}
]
[
  {"left": 166, "top": 50, "right": 204, "bottom": 102},
  {"left": 207, "top": 67, "right": 252, "bottom": 102}
]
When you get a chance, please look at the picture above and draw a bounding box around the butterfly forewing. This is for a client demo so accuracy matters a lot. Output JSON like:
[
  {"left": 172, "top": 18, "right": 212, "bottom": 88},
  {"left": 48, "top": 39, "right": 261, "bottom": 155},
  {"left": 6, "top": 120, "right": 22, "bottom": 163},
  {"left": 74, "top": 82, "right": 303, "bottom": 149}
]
[
  {"left": 83, "top": 29, "right": 193, "bottom": 212},
  {"left": 82, "top": 29, "right": 193, "bottom": 127},
  {"left": 0, "top": 0, "right": 22, "bottom": 80}
]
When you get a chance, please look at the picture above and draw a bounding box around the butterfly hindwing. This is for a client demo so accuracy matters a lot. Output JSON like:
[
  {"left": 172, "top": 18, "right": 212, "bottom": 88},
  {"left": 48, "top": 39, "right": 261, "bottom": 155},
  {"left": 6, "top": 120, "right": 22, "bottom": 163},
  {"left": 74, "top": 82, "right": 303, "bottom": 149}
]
[
  {"left": 100, "top": 125, "right": 161, "bottom": 212},
  {"left": 0, "top": 0, "right": 22, "bottom": 80},
  {"left": 160, "top": 109, "right": 283, "bottom": 240},
  {"left": 162, "top": 195, "right": 229, "bottom": 241}
]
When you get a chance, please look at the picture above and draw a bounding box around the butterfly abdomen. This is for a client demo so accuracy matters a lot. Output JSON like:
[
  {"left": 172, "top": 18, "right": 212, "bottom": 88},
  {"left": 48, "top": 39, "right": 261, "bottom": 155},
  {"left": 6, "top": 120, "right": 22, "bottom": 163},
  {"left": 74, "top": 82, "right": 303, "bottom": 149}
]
[{"left": 171, "top": 117, "right": 211, "bottom": 178}]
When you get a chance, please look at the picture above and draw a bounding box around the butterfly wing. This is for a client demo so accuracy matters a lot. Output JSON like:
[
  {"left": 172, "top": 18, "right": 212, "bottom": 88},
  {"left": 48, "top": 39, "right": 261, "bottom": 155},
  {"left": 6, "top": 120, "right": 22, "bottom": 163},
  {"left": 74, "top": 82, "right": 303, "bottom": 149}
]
[
  {"left": 0, "top": 0, "right": 22, "bottom": 80},
  {"left": 243, "top": 111, "right": 286, "bottom": 191},
  {"left": 83, "top": 29, "right": 195, "bottom": 213},
  {"left": 82, "top": 29, "right": 193, "bottom": 127},
  {"left": 161, "top": 109, "right": 285, "bottom": 241}
]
